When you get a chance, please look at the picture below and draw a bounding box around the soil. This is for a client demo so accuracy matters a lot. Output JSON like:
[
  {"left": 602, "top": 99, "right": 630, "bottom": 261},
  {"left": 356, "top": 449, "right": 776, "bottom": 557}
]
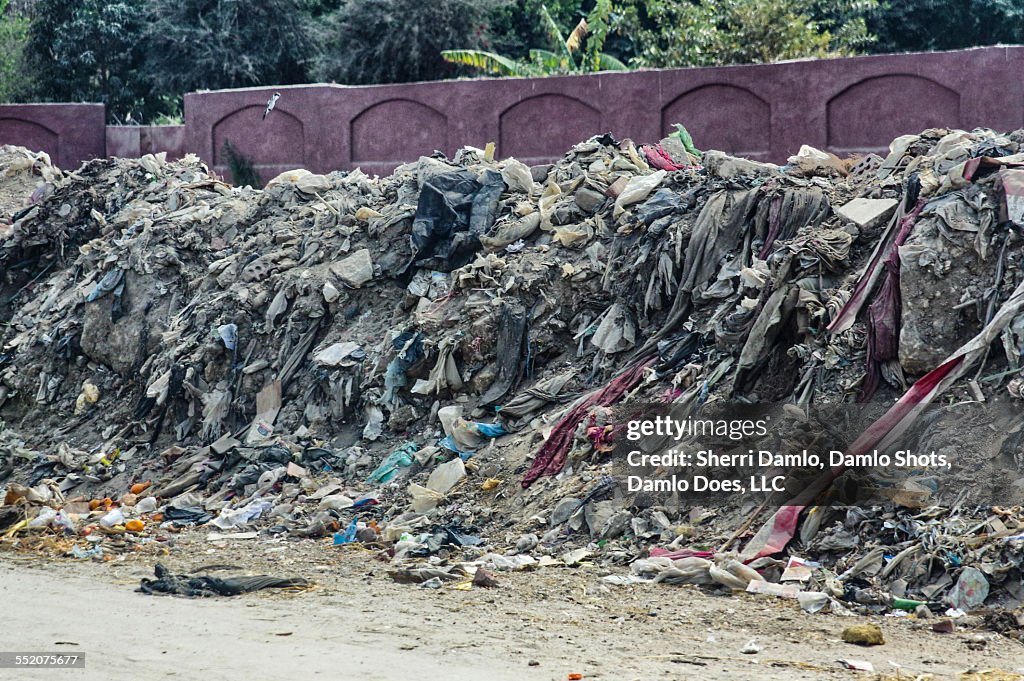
[{"left": 2, "top": 537, "right": 1023, "bottom": 681}]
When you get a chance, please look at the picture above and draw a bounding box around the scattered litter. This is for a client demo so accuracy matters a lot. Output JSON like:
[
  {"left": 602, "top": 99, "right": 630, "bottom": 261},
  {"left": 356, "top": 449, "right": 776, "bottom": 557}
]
[{"left": 138, "top": 563, "right": 310, "bottom": 597}]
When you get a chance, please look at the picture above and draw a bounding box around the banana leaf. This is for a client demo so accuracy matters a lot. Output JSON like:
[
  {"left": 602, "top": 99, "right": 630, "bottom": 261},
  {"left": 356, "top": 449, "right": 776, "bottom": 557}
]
[
  {"left": 540, "top": 4, "right": 573, "bottom": 62},
  {"left": 597, "top": 53, "right": 628, "bottom": 71},
  {"left": 441, "top": 50, "right": 527, "bottom": 77}
]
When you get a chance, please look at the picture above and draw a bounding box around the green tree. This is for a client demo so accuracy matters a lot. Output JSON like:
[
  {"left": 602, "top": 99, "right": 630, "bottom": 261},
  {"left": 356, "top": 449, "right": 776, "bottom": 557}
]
[
  {"left": 867, "top": 0, "right": 1024, "bottom": 54},
  {"left": 0, "top": 0, "right": 30, "bottom": 102},
  {"left": 486, "top": 0, "right": 585, "bottom": 59},
  {"left": 144, "top": 0, "right": 314, "bottom": 96},
  {"left": 314, "top": 0, "right": 503, "bottom": 85},
  {"left": 22, "top": 0, "right": 153, "bottom": 121},
  {"left": 809, "top": 0, "right": 876, "bottom": 54},
  {"left": 442, "top": 1, "right": 627, "bottom": 76},
  {"left": 617, "top": 0, "right": 876, "bottom": 68}
]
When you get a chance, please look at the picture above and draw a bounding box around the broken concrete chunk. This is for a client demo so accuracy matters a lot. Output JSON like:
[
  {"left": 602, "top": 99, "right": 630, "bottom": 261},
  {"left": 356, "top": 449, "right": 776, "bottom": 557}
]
[
  {"left": 529, "top": 164, "right": 552, "bottom": 183},
  {"left": 330, "top": 248, "right": 374, "bottom": 288},
  {"left": 573, "top": 187, "right": 605, "bottom": 214},
  {"left": 322, "top": 280, "right": 340, "bottom": 302},
  {"left": 313, "top": 341, "right": 362, "bottom": 367},
  {"left": 703, "top": 150, "right": 781, "bottom": 180},
  {"left": 835, "top": 197, "right": 898, "bottom": 230}
]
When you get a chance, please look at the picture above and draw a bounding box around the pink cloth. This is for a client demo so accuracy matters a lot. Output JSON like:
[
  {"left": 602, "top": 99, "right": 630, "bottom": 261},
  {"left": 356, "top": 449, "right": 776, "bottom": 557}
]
[{"left": 522, "top": 358, "right": 655, "bottom": 487}]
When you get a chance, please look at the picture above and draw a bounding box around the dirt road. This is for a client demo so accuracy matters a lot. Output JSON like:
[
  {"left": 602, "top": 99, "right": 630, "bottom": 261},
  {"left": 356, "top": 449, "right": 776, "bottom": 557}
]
[
  {"left": 2, "top": 545, "right": 1024, "bottom": 680},
  {"left": 0, "top": 559, "right": 539, "bottom": 681}
]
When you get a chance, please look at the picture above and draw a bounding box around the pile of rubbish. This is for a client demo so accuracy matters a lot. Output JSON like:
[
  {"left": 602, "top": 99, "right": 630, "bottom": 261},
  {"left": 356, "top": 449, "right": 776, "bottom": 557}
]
[{"left": 2, "top": 127, "right": 1024, "bottom": 622}]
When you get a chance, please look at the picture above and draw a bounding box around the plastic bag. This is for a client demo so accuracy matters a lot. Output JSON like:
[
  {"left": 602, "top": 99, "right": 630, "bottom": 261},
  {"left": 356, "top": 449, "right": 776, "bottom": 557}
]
[
  {"left": 613, "top": 170, "right": 666, "bottom": 218},
  {"left": 408, "top": 484, "right": 444, "bottom": 513},
  {"left": 426, "top": 458, "right": 466, "bottom": 495},
  {"left": 365, "top": 442, "right": 418, "bottom": 484}
]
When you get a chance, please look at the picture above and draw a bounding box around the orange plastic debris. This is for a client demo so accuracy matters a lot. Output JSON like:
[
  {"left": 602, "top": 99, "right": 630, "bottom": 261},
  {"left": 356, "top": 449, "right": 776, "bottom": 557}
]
[
  {"left": 130, "top": 481, "right": 151, "bottom": 495},
  {"left": 125, "top": 519, "right": 144, "bottom": 532},
  {"left": 569, "top": 675, "right": 584, "bottom": 680},
  {"left": 89, "top": 498, "right": 113, "bottom": 511}
]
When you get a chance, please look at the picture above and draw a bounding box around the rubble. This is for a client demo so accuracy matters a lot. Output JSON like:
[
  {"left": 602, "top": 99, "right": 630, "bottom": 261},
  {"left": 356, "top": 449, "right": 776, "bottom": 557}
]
[
  {"left": 835, "top": 197, "right": 898, "bottom": 230},
  {"left": 2, "top": 126, "right": 1024, "bottom": 640}
]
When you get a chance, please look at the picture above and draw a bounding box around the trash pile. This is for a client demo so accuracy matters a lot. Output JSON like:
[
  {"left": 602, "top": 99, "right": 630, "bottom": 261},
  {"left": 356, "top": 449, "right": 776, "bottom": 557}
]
[
  {"left": 2, "top": 126, "right": 1024, "bottom": 622},
  {"left": 0, "top": 145, "right": 62, "bottom": 250}
]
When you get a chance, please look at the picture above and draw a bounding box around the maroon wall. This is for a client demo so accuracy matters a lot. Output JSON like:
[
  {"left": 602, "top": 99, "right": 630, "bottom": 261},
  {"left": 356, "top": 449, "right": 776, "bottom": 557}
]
[
  {"left": 186, "top": 46, "right": 1024, "bottom": 180},
  {"left": 0, "top": 103, "right": 105, "bottom": 168},
  {"left": 3, "top": 47, "right": 1023, "bottom": 179}
]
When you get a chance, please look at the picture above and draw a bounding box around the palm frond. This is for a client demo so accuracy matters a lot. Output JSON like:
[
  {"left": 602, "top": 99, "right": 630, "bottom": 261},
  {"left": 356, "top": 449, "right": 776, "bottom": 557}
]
[
  {"left": 441, "top": 49, "right": 527, "bottom": 76},
  {"left": 597, "top": 53, "right": 628, "bottom": 71},
  {"left": 539, "top": 4, "right": 572, "bottom": 61},
  {"left": 566, "top": 18, "right": 588, "bottom": 53}
]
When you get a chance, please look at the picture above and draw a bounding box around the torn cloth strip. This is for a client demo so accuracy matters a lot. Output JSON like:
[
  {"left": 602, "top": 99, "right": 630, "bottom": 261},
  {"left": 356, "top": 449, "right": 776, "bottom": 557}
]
[
  {"left": 522, "top": 357, "right": 655, "bottom": 488},
  {"left": 859, "top": 197, "right": 925, "bottom": 401},
  {"left": 642, "top": 144, "right": 687, "bottom": 172},
  {"left": 827, "top": 191, "right": 922, "bottom": 336},
  {"left": 742, "top": 275, "right": 1024, "bottom": 560},
  {"left": 1002, "top": 169, "right": 1024, "bottom": 224},
  {"left": 479, "top": 302, "right": 527, "bottom": 406}
]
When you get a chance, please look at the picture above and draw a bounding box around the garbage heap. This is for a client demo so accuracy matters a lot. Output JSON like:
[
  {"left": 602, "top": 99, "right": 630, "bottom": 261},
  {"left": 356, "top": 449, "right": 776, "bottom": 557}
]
[{"left": 2, "top": 129, "right": 1024, "bottom": 618}]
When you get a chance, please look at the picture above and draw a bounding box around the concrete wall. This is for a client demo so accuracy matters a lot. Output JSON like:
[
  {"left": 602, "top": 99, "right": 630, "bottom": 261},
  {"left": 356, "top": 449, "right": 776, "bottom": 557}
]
[
  {"left": 0, "top": 103, "right": 105, "bottom": 168},
  {"left": 2, "top": 46, "right": 1022, "bottom": 180},
  {"left": 106, "top": 125, "right": 187, "bottom": 161}
]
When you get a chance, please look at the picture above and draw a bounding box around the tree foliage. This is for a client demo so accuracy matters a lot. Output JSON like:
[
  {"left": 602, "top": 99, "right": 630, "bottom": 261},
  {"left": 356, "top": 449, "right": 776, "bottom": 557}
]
[
  {"left": 22, "top": 0, "right": 152, "bottom": 120},
  {"left": 618, "top": 0, "right": 876, "bottom": 68},
  {"left": 443, "top": 1, "right": 626, "bottom": 76},
  {"left": 9, "top": 0, "right": 1022, "bottom": 118},
  {"left": 868, "top": 0, "right": 1024, "bottom": 55},
  {"left": 0, "top": 0, "right": 30, "bottom": 102},
  {"left": 313, "top": 0, "right": 502, "bottom": 85},
  {"left": 487, "top": 0, "right": 587, "bottom": 59},
  {"left": 144, "top": 0, "right": 314, "bottom": 95}
]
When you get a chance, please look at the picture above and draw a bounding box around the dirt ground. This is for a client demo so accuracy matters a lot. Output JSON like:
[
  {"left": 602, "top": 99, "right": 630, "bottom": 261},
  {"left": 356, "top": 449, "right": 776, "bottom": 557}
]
[{"left": 3, "top": 534, "right": 1024, "bottom": 681}]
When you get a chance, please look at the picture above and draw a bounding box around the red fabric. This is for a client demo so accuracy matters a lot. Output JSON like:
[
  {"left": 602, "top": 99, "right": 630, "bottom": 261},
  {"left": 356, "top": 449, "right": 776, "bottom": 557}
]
[
  {"left": 858, "top": 198, "right": 925, "bottom": 401},
  {"left": 744, "top": 505, "right": 804, "bottom": 559},
  {"left": 642, "top": 144, "right": 687, "bottom": 172},
  {"left": 757, "top": 194, "right": 784, "bottom": 259},
  {"left": 860, "top": 258, "right": 901, "bottom": 400},
  {"left": 522, "top": 358, "right": 655, "bottom": 487},
  {"left": 744, "top": 354, "right": 964, "bottom": 559},
  {"left": 963, "top": 155, "right": 1024, "bottom": 182}
]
